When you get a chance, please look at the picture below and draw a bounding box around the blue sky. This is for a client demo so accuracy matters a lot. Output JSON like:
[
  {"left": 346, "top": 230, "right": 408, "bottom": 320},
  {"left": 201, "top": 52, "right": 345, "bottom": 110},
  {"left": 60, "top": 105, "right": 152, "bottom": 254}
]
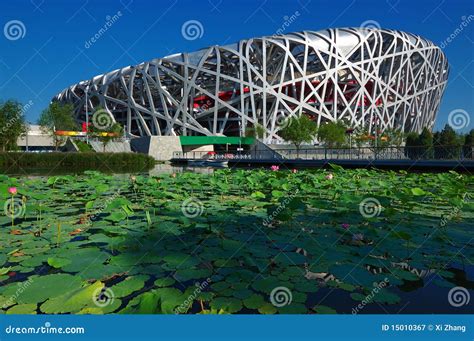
[{"left": 0, "top": 0, "right": 472, "bottom": 132}]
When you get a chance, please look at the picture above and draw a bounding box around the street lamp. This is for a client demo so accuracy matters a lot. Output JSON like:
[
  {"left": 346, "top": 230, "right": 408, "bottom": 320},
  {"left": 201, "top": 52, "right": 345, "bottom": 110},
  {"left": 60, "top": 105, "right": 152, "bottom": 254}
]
[
  {"left": 345, "top": 128, "right": 354, "bottom": 159},
  {"left": 25, "top": 122, "right": 29, "bottom": 152},
  {"left": 85, "top": 85, "right": 89, "bottom": 144}
]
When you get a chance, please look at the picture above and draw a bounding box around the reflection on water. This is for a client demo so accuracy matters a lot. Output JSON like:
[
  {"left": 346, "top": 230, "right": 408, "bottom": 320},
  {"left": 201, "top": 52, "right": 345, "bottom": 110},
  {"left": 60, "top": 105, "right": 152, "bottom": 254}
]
[
  {"left": 304, "top": 262, "right": 474, "bottom": 314},
  {"left": 147, "top": 163, "right": 214, "bottom": 176},
  {"left": 0, "top": 163, "right": 213, "bottom": 177}
]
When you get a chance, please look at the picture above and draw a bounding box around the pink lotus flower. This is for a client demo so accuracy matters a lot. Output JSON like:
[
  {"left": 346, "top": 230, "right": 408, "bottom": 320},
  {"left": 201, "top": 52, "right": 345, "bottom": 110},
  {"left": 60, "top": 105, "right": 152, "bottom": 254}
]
[
  {"left": 325, "top": 173, "right": 334, "bottom": 180},
  {"left": 270, "top": 165, "right": 279, "bottom": 171},
  {"left": 291, "top": 169, "right": 298, "bottom": 173},
  {"left": 8, "top": 187, "right": 17, "bottom": 195},
  {"left": 341, "top": 223, "right": 350, "bottom": 230}
]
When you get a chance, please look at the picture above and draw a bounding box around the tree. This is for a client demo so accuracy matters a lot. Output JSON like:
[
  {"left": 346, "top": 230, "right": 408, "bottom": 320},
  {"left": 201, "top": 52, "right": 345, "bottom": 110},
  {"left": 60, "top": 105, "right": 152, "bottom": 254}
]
[
  {"left": 384, "top": 128, "right": 404, "bottom": 147},
  {"left": 317, "top": 120, "right": 347, "bottom": 148},
  {"left": 0, "top": 100, "right": 27, "bottom": 152},
  {"left": 418, "top": 127, "right": 434, "bottom": 158},
  {"left": 38, "top": 102, "right": 78, "bottom": 150},
  {"left": 87, "top": 107, "right": 123, "bottom": 152},
  {"left": 245, "top": 123, "right": 265, "bottom": 139},
  {"left": 353, "top": 127, "right": 368, "bottom": 148},
  {"left": 404, "top": 128, "right": 433, "bottom": 159},
  {"left": 279, "top": 115, "right": 318, "bottom": 157},
  {"left": 462, "top": 129, "right": 474, "bottom": 159},
  {"left": 433, "top": 124, "right": 462, "bottom": 159},
  {"left": 96, "top": 123, "right": 123, "bottom": 152}
]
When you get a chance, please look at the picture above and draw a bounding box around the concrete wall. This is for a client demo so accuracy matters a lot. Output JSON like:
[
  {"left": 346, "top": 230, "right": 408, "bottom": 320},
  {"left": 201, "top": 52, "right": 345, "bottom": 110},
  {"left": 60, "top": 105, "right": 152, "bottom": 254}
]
[
  {"left": 250, "top": 140, "right": 284, "bottom": 159},
  {"left": 131, "top": 136, "right": 182, "bottom": 161},
  {"left": 90, "top": 140, "right": 131, "bottom": 153}
]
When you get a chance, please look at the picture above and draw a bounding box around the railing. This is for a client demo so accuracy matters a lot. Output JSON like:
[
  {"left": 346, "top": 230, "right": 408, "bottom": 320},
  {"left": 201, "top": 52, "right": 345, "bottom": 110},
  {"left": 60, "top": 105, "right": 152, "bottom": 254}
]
[{"left": 172, "top": 145, "right": 474, "bottom": 161}]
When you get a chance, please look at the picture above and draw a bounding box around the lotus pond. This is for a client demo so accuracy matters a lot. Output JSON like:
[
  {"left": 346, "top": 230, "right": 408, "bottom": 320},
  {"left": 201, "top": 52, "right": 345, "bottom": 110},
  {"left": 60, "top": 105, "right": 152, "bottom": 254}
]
[{"left": 0, "top": 167, "right": 473, "bottom": 314}]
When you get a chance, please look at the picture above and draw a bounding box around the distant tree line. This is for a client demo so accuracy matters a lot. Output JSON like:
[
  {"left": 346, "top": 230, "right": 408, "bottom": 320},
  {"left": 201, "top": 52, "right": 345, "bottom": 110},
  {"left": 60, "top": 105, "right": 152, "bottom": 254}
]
[{"left": 405, "top": 125, "right": 473, "bottom": 160}]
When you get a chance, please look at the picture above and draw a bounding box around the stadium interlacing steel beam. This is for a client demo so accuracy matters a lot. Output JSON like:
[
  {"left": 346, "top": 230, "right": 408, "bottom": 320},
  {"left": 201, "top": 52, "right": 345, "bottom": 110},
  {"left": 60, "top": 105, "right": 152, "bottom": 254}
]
[{"left": 53, "top": 28, "right": 449, "bottom": 143}]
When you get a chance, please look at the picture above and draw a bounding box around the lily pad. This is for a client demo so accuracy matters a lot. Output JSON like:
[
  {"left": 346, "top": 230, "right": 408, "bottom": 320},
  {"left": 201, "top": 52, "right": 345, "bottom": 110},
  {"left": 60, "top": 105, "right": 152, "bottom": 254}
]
[
  {"left": 210, "top": 297, "right": 242, "bottom": 313},
  {"left": 6, "top": 303, "right": 37, "bottom": 314},
  {"left": 47, "top": 257, "right": 71, "bottom": 269},
  {"left": 110, "top": 275, "right": 148, "bottom": 298},
  {"left": 258, "top": 303, "right": 277, "bottom": 314},
  {"left": 313, "top": 305, "right": 337, "bottom": 314},
  {"left": 154, "top": 277, "right": 176, "bottom": 288},
  {"left": 40, "top": 281, "right": 104, "bottom": 314},
  {"left": 243, "top": 294, "right": 265, "bottom": 309},
  {"left": 1, "top": 274, "right": 83, "bottom": 305}
]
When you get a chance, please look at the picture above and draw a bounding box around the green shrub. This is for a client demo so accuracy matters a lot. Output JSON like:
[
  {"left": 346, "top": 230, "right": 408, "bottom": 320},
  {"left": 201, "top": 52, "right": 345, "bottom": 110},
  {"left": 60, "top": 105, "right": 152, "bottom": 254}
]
[
  {"left": 0, "top": 152, "right": 155, "bottom": 172},
  {"left": 75, "top": 140, "right": 94, "bottom": 152}
]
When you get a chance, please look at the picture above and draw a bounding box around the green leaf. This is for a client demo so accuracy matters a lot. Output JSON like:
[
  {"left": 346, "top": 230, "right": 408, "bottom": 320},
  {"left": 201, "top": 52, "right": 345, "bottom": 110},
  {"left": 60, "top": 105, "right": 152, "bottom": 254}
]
[
  {"left": 243, "top": 294, "right": 265, "bottom": 309},
  {"left": 350, "top": 293, "right": 367, "bottom": 301},
  {"left": 210, "top": 297, "right": 242, "bottom": 313},
  {"left": 411, "top": 188, "right": 426, "bottom": 196},
  {"left": 258, "top": 303, "right": 277, "bottom": 314},
  {"left": 154, "top": 277, "right": 176, "bottom": 288},
  {"left": 47, "top": 257, "right": 71, "bottom": 269},
  {"left": 271, "top": 190, "right": 284, "bottom": 199},
  {"left": 313, "top": 305, "right": 337, "bottom": 314},
  {"left": 251, "top": 191, "right": 266, "bottom": 199},
  {"left": 110, "top": 276, "right": 148, "bottom": 298},
  {"left": 40, "top": 281, "right": 104, "bottom": 314},
  {"left": 2, "top": 274, "right": 83, "bottom": 305},
  {"left": 278, "top": 303, "right": 307, "bottom": 314},
  {"left": 6, "top": 304, "right": 37, "bottom": 314},
  {"left": 0, "top": 267, "right": 11, "bottom": 276},
  {"left": 137, "top": 292, "right": 159, "bottom": 314},
  {"left": 155, "top": 288, "right": 184, "bottom": 314}
]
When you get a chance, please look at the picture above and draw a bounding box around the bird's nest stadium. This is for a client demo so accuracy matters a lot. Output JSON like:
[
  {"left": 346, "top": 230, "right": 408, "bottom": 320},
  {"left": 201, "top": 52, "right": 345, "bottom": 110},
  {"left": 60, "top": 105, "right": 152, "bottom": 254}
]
[{"left": 53, "top": 27, "right": 449, "bottom": 143}]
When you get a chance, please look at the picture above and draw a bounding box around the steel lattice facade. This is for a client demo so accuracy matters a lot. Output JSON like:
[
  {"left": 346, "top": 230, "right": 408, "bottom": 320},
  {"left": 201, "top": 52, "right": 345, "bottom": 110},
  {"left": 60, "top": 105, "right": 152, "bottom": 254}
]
[{"left": 53, "top": 28, "right": 449, "bottom": 143}]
